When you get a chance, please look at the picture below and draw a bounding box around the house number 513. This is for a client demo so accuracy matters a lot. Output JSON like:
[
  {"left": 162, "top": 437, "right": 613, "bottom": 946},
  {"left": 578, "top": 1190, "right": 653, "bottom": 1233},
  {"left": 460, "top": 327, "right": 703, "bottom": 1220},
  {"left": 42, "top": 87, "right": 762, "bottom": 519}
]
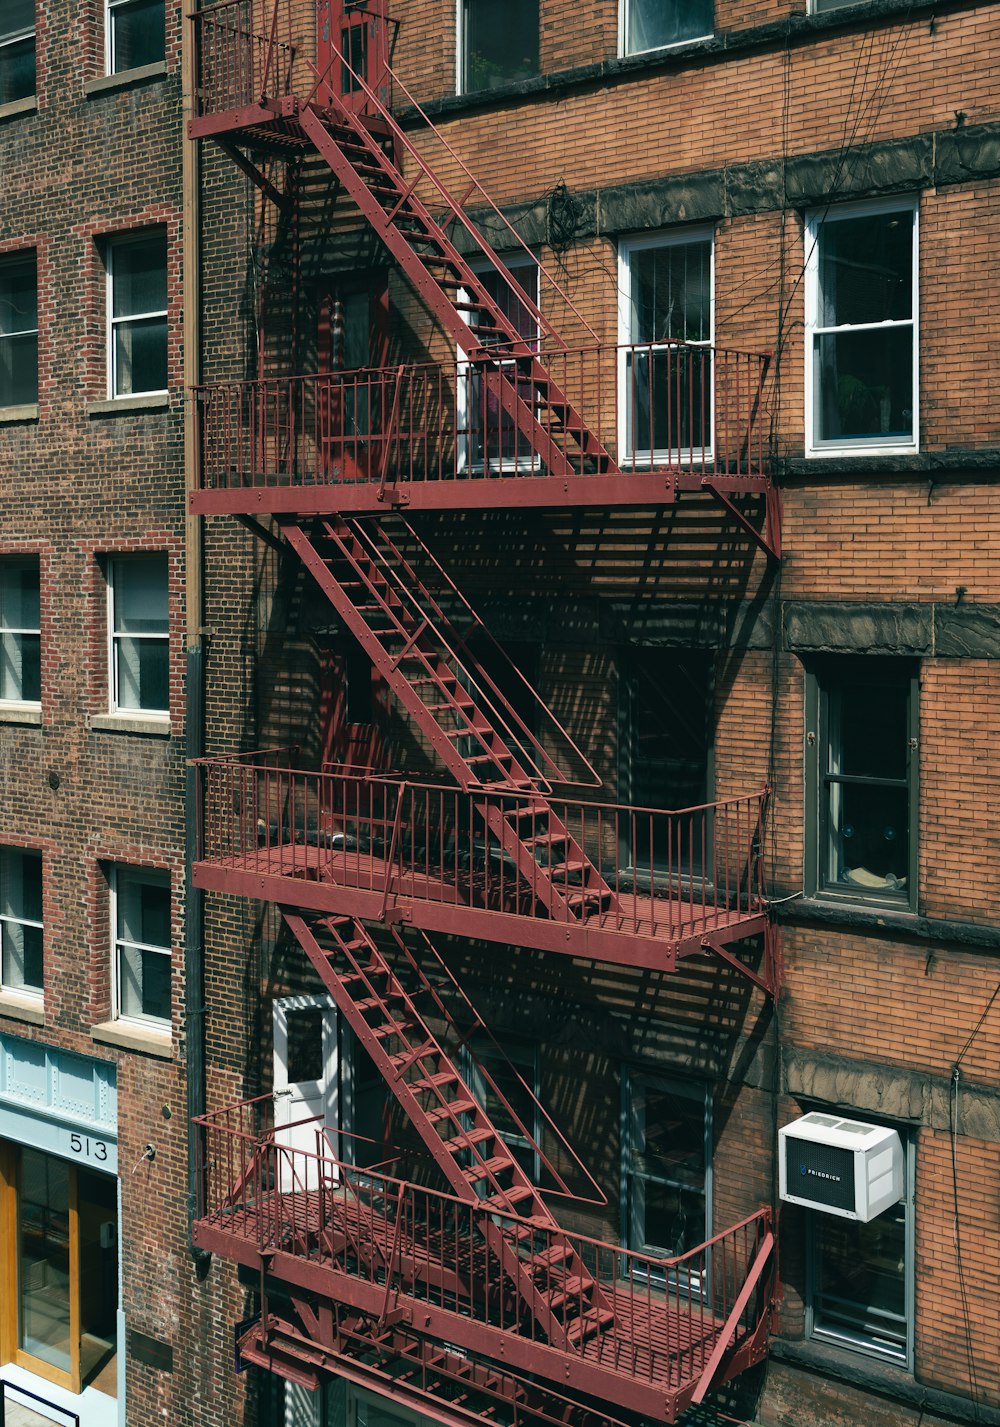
[{"left": 69, "top": 1133, "right": 109, "bottom": 1162}]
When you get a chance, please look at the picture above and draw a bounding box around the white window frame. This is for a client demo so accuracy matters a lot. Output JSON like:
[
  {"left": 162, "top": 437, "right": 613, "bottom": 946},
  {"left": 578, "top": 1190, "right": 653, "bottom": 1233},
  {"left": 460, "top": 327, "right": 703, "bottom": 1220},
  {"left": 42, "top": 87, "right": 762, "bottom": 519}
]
[
  {"left": 106, "top": 231, "right": 168, "bottom": 400},
  {"left": 456, "top": 250, "right": 541, "bottom": 474},
  {"left": 110, "top": 864, "right": 171, "bottom": 1029},
  {"left": 804, "top": 196, "right": 919, "bottom": 458},
  {"left": 805, "top": 1123, "right": 915, "bottom": 1369},
  {"left": 0, "top": 251, "right": 38, "bottom": 410},
  {"left": 105, "top": 0, "right": 164, "bottom": 76},
  {"left": 617, "top": 226, "right": 715, "bottom": 467},
  {"left": 0, "top": 557, "right": 41, "bottom": 708},
  {"left": 0, "top": 847, "right": 43, "bottom": 1001},
  {"left": 106, "top": 553, "right": 170, "bottom": 717},
  {"left": 618, "top": 0, "right": 713, "bottom": 58}
]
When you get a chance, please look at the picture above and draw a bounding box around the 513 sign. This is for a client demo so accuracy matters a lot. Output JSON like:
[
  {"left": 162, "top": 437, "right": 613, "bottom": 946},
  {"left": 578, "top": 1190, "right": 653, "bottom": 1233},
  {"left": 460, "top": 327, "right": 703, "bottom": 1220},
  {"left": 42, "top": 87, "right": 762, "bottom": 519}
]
[{"left": 62, "top": 1128, "right": 114, "bottom": 1168}]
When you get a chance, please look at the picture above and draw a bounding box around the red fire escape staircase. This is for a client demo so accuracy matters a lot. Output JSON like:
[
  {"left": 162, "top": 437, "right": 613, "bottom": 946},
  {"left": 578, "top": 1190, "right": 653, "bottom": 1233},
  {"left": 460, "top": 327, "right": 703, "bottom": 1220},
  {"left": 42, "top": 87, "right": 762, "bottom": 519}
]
[
  {"left": 188, "top": 3, "right": 780, "bottom": 557},
  {"left": 283, "top": 910, "right": 614, "bottom": 1350},
  {"left": 281, "top": 514, "right": 619, "bottom": 925}
]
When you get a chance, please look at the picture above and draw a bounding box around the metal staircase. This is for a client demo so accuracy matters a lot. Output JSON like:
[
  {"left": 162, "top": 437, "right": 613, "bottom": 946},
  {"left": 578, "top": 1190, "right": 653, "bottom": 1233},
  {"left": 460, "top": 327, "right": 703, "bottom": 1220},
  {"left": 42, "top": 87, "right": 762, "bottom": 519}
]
[
  {"left": 283, "top": 910, "right": 614, "bottom": 1349},
  {"left": 282, "top": 515, "right": 619, "bottom": 922}
]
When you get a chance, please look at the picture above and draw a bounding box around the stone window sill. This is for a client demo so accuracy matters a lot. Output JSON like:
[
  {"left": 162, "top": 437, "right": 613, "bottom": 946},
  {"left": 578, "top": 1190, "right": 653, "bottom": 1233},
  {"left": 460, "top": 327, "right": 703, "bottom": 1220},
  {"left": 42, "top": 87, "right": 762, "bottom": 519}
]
[
  {"left": 0, "top": 96, "right": 37, "bottom": 122},
  {"left": 84, "top": 62, "right": 168, "bottom": 97},
  {"left": 0, "top": 992, "right": 45, "bottom": 1026},
  {"left": 92, "top": 1019, "right": 172, "bottom": 1058},
  {"left": 90, "top": 712, "right": 171, "bottom": 737},
  {"left": 0, "top": 403, "right": 39, "bottom": 425},
  {"left": 86, "top": 393, "right": 170, "bottom": 417},
  {"left": 0, "top": 703, "right": 42, "bottom": 726}
]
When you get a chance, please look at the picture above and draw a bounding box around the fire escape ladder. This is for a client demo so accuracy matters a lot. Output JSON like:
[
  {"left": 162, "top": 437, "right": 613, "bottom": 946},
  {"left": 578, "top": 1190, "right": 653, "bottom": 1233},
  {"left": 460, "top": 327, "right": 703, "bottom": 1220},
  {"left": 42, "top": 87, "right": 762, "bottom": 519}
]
[
  {"left": 294, "top": 104, "right": 616, "bottom": 479},
  {"left": 282, "top": 910, "right": 615, "bottom": 1350},
  {"left": 279, "top": 515, "right": 620, "bottom": 923}
]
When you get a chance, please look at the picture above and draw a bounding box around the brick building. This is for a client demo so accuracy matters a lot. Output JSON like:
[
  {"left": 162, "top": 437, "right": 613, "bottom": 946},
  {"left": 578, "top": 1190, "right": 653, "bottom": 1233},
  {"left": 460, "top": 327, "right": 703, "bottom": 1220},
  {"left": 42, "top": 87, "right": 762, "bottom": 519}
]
[{"left": 2, "top": 1, "right": 999, "bottom": 1426}]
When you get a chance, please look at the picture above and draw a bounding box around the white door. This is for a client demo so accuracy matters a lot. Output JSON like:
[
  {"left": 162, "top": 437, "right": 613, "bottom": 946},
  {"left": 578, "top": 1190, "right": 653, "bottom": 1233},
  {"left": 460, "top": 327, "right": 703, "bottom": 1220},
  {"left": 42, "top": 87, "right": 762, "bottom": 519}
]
[{"left": 273, "top": 995, "right": 338, "bottom": 1191}]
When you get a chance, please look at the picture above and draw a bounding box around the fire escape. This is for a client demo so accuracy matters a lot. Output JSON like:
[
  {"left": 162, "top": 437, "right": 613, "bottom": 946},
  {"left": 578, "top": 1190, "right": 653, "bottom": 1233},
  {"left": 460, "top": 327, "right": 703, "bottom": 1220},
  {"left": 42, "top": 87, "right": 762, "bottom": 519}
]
[{"left": 188, "top": 3, "right": 780, "bottom": 1423}]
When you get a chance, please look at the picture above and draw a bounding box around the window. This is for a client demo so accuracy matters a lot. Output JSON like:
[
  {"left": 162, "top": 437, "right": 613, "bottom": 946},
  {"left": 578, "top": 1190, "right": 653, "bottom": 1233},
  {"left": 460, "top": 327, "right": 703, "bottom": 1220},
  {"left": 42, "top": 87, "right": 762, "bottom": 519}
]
[
  {"left": 619, "top": 230, "right": 713, "bottom": 464},
  {"left": 106, "top": 0, "right": 165, "bottom": 74},
  {"left": 810, "top": 0, "right": 860, "bottom": 11},
  {"left": 458, "top": 252, "right": 540, "bottom": 472},
  {"left": 0, "top": 558, "right": 41, "bottom": 705},
  {"left": 0, "top": 253, "right": 38, "bottom": 408},
  {"left": 805, "top": 199, "right": 917, "bottom": 454},
  {"left": 111, "top": 865, "right": 171, "bottom": 1027},
  {"left": 806, "top": 659, "right": 918, "bottom": 906},
  {"left": 621, "top": 650, "right": 713, "bottom": 870},
  {"left": 107, "top": 554, "right": 169, "bottom": 714},
  {"left": 0, "top": 849, "right": 42, "bottom": 998},
  {"left": 460, "top": 0, "right": 538, "bottom": 94},
  {"left": 807, "top": 1126, "right": 914, "bottom": 1367},
  {"left": 623, "top": 1069, "right": 711, "bottom": 1260},
  {"left": 621, "top": 0, "right": 713, "bottom": 56},
  {"left": 0, "top": 1141, "right": 119, "bottom": 1394},
  {"left": 461, "top": 1033, "right": 541, "bottom": 1181},
  {"left": 107, "top": 232, "right": 168, "bottom": 398},
  {"left": 0, "top": 0, "right": 35, "bottom": 105}
]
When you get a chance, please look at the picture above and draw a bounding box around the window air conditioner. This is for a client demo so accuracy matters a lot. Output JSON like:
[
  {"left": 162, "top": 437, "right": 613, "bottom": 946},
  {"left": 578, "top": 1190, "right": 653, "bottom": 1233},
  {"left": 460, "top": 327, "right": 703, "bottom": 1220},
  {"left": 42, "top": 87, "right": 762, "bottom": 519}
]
[{"left": 778, "top": 1112, "right": 904, "bottom": 1222}]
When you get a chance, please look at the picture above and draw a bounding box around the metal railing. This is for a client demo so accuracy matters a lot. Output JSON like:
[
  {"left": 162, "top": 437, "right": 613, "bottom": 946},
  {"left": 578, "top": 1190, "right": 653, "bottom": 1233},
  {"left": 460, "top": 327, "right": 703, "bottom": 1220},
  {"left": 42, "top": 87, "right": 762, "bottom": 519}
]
[
  {"left": 0, "top": 1381, "right": 80, "bottom": 1427},
  {"left": 195, "top": 1093, "right": 773, "bottom": 1394},
  {"left": 195, "top": 751, "right": 768, "bottom": 941},
  {"left": 194, "top": 342, "right": 771, "bottom": 495}
]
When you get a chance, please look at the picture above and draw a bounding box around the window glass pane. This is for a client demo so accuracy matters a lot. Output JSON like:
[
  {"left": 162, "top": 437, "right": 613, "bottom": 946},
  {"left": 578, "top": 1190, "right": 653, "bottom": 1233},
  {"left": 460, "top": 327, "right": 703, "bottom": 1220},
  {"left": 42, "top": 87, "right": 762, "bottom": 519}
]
[
  {"left": 2, "top": 0, "right": 35, "bottom": 37},
  {"left": 18, "top": 1149, "right": 72, "bottom": 1373},
  {"left": 826, "top": 781, "right": 908, "bottom": 892},
  {"left": 118, "top": 872, "right": 170, "bottom": 948},
  {"left": 110, "top": 0, "right": 165, "bottom": 72},
  {"left": 77, "top": 1168, "right": 119, "bottom": 1391},
  {"left": 1, "top": 848, "right": 42, "bottom": 921},
  {"left": 114, "top": 316, "right": 168, "bottom": 395},
  {"left": 0, "top": 559, "right": 41, "bottom": 630},
  {"left": 464, "top": 0, "right": 538, "bottom": 92},
  {"left": 0, "top": 258, "right": 38, "bottom": 406},
  {"left": 1, "top": 631, "right": 40, "bottom": 701},
  {"left": 814, "top": 327, "right": 913, "bottom": 443},
  {"left": 829, "top": 679, "right": 907, "bottom": 782},
  {"left": 630, "top": 241, "right": 711, "bottom": 345},
  {"left": 113, "top": 557, "right": 168, "bottom": 635},
  {"left": 627, "top": 344, "right": 711, "bottom": 455},
  {"left": 813, "top": 1200, "right": 907, "bottom": 1359},
  {"left": 116, "top": 634, "right": 168, "bottom": 710},
  {"left": 112, "top": 236, "right": 167, "bottom": 318},
  {"left": 120, "top": 943, "right": 171, "bottom": 1021},
  {"left": 626, "top": 0, "right": 713, "bottom": 53},
  {"left": 628, "top": 1078, "right": 707, "bottom": 1257},
  {"left": 286, "top": 1009, "right": 324, "bottom": 1084},
  {"left": 818, "top": 211, "right": 912, "bottom": 327}
]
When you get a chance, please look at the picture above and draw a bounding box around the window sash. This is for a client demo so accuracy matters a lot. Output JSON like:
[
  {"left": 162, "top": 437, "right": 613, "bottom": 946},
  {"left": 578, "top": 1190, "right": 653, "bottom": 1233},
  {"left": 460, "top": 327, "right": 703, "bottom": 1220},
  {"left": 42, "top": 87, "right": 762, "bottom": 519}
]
[
  {"left": 106, "top": 0, "right": 165, "bottom": 75},
  {"left": 621, "top": 0, "right": 713, "bottom": 57},
  {"left": 111, "top": 868, "right": 171, "bottom": 1027},
  {"left": 805, "top": 200, "right": 918, "bottom": 454},
  {"left": 107, "top": 557, "right": 169, "bottom": 714},
  {"left": 106, "top": 237, "right": 168, "bottom": 398},
  {"left": 618, "top": 231, "right": 715, "bottom": 464}
]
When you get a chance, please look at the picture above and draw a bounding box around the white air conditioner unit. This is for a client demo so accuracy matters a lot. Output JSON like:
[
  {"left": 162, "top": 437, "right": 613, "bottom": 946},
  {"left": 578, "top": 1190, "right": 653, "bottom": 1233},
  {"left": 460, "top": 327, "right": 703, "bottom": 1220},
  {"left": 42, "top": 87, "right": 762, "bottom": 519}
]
[{"left": 779, "top": 1112, "right": 904, "bottom": 1222}]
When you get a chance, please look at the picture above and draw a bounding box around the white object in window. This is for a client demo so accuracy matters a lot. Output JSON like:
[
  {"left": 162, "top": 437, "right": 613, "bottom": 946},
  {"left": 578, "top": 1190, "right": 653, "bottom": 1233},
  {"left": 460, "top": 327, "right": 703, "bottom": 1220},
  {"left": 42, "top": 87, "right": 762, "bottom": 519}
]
[
  {"left": 108, "top": 554, "right": 169, "bottom": 714},
  {"left": 107, "top": 232, "right": 168, "bottom": 398},
  {"left": 111, "top": 865, "right": 171, "bottom": 1027},
  {"left": 0, "top": 558, "right": 41, "bottom": 705},
  {"left": 618, "top": 228, "right": 714, "bottom": 466},
  {"left": 457, "top": 252, "right": 541, "bottom": 473},
  {"left": 804, "top": 198, "right": 918, "bottom": 455},
  {"left": 106, "top": 0, "right": 165, "bottom": 75},
  {"left": 620, "top": 0, "right": 713, "bottom": 57},
  {"left": 0, "top": 847, "right": 43, "bottom": 997}
]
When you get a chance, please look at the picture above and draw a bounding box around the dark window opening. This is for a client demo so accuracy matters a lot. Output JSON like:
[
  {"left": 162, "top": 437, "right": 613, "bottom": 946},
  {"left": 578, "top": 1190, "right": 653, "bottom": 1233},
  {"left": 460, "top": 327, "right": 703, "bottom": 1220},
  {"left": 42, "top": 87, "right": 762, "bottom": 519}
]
[{"left": 462, "top": 0, "right": 539, "bottom": 93}]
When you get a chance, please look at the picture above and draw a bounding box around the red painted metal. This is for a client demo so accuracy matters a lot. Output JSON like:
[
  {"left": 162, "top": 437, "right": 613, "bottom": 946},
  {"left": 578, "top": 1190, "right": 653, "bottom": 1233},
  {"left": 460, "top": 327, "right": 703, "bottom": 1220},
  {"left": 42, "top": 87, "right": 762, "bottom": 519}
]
[
  {"left": 194, "top": 1094, "right": 775, "bottom": 1422},
  {"left": 283, "top": 911, "right": 613, "bottom": 1348},
  {"left": 191, "top": 342, "right": 772, "bottom": 513},
  {"left": 193, "top": 753, "right": 773, "bottom": 990}
]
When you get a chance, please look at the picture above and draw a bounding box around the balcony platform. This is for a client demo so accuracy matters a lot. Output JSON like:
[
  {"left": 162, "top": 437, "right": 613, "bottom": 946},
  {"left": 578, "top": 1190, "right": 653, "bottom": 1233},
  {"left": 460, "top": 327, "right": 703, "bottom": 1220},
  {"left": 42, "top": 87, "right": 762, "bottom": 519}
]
[
  {"left": 193, "top": 1106, "right": 774, "bottom": 1424},
  {"left": 192, "top": 841, "right": 767, "bottom": 972}
]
